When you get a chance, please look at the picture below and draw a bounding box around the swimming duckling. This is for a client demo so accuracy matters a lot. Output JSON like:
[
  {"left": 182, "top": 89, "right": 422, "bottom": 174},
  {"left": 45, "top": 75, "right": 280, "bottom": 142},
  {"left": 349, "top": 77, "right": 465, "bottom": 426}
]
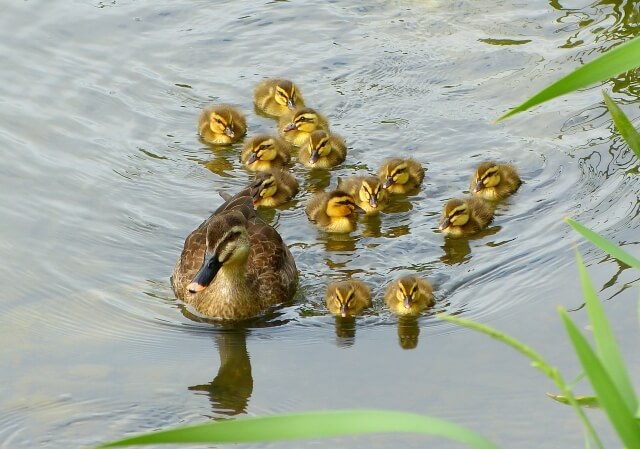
[
  {"left": 385, "top": 275, "right": 434, "bottom": 316},
  {"left": 171, "top": 189, "right": 298, "bottom": 319},
  {"left": 198, "top": 104, "right": 247, "bottom": 145},
  {"left": 439, "top": 196, "right": 495, "bottom": 237},
  {"left": 241, "top": 134, "right": 291, "bottom": 172},
  {"left": 325, "top": 280, "right": 372, "bottom": 317},
  {"left": 249, "top": 169, "right": 299, "bottom": 208},
  {"left": 253, "top": 78, "right": 305, "bottom": 117},
  {"left": 378, "top": 158, "right": 425, "bottom": 194},
  {"left": 470, "top": 161, "right": 521, "bottom": 201},
  {"left": 305, "top": 190, "right": 358, "bottom": 233},
  {"left": 298, "top": 130, "right": 346, "bottom": 169},
  {"left": 338, "top": 175, "right": 389, "bottom": 214},
  {"left": 279, "top": 107, "right": 329, "bottom": 146}
]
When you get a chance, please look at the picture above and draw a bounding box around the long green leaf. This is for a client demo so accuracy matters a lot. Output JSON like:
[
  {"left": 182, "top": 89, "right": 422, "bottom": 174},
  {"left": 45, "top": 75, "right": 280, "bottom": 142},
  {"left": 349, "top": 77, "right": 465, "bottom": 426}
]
[
  {"left": 560, "top": 309, "right": 640, "bottom": 448},
  {"left": 574, "top": 250, "right": 638, "bottom": 412},
  {"left": 497, "top": 35, "right": 640, "bottom": 121},
  {"left": 99, "top": 409, "right": 499, "bottom": 449},
  {"left": 565, "top": 217, "right": 640, "bottom": 269},
  {"left": 602, "top": 91, "right": 640, "bottom": 159},
  {"left": 546, "top": 393, "right": 599, "bottom": 408}
]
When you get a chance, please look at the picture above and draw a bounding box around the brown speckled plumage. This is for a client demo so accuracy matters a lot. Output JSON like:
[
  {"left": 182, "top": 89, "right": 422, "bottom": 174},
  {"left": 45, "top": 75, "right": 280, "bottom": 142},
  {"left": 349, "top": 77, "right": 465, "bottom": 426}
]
[{"left": 171, "top": 189, "right": 298, "bottom": 319}]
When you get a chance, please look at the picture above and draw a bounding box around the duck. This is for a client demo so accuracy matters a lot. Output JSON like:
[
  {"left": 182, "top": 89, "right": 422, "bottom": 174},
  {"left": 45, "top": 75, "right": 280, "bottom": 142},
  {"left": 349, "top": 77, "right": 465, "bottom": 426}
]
[
  {"left": 171, "top": 189, "right": 298, "bottom": 319},
  {"left": 253, "top": 78, "right": 305, "bottom": 117},
  {"left": 249, "top": 169, "right": 299, "bottom": 208},
  {"left": 279, "top": 107, "right": 329, "bottom": 146},
  {"left": 241, "top": 134, "right": 291, "bottom": 172},
  {"left": 305, "top": 190, "right": 358, "bottom": 233},
  {"left": 337, "top": 175, "right": 389, "bottom": 214},
  {"left": 325, "top": 280, "right": 372, "bottom": 317},
  {"left": 198, "top": 104, "right": 247, "bottom": 145},
  {"left": 385, "top": 275, "right": 434, "bottom": 315},
  {"left": 438, "top": 196, "right": 495, "bottom": 237},
  {"left": 378, "top": 158, "right": 425, "bottom": 194},
  {"left": 298, "top": 130, "right": 347, "bottom": 169},
  {"left": 470, "top": 161, "right": 521, "bottom": 201}
]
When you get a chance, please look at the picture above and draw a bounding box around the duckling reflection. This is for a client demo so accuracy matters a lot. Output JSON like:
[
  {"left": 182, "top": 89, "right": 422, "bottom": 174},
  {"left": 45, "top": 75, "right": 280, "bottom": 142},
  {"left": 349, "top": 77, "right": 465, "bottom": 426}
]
[
  {"left": 334, "top": 316, "right": 356, "bottom": 348},
  {"left": 397, "top": 316, "right": 420, "bottom": 350},
  {"left": 188, "top": 329, "right": 253, "bottom": 417},
  {"left": 198, "top": 146, "right": 235, "bottom": 177},
  {"left": 440, "top": 236, "right": 472, "bottom": 265}
]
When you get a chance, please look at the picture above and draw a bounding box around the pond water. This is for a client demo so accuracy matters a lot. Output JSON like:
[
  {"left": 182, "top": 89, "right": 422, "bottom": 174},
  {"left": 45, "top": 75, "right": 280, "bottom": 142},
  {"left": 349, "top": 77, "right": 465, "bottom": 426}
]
[{"left": 1, "top": 1, "right": 639, "bottom": 448}]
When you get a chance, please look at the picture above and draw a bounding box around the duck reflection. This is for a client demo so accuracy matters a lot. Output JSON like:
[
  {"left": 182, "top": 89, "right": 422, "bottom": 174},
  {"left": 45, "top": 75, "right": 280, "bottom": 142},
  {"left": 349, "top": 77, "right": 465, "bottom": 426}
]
[
  {"left": 440, "top": 226, "right": 502, "bottom": 265},
  {"left": 397, "top": 316, "right": 421, "bottom": 350},
  {"left": 188, "top": 328, "right": 253, "bottom": 417},
  {"left": 334, "top": 316, "right": 356, "bottom": 348},
  {"left": 198, "top": 144, "right": 237, "bottom": 177},
  {"left": 304, "top": 168, "right": 332, "bottom": 193}
]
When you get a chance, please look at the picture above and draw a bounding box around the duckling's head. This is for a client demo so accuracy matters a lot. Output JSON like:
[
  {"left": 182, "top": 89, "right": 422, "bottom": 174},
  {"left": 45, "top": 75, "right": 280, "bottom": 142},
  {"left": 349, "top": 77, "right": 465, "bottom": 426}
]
[
  {"left": 394, "top": 276, "right": 423, "bottom": 310},
  {"left": 207, "top": 107, "right": 238, "bottom": 138},
  {"left": 250, "top": 172, "right": 278, "bottom": 203},
  {"left": 358, "top": 178, "right": 386, "bottom": 209},
  {"left": 325, "top": 191, "right": 357, "bottom": 218},
  {"left": 472, "top": 162, "right": 501, "bottom": 193},
  {"left": 381, "top": 160, "right": 410, "bottom": 189},
  {"left": 326, "top": 281, "right": 369, "bottom": 317},
  {"left": 282, "top": 108, "right": 323, "bottom": 133},
  {"left": 246, "top": 137, "right": 279, "bottom": 164},
  {"left": 187, "top": 212, "right": 250, "bottom": 293},
  {"left": 273, "top": 80, "right": 299, "bottom": 110},
  {"left": 439, "top": 199, "right": 470, "bottom": 231},
  {"left": 305, "top": 130, "right": 333, "bottom": 164}
]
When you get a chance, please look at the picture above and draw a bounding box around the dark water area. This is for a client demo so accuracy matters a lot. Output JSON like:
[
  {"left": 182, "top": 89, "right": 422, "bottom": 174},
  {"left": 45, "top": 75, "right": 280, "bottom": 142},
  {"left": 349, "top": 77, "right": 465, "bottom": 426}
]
[{"left": 1, "top": 1, "right": 639, "bottom": 448}]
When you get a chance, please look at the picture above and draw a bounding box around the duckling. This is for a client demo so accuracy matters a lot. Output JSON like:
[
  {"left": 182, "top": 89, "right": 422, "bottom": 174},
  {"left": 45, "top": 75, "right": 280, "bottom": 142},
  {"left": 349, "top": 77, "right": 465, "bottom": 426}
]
[
  {"left": 470, "top": 161, "right": 521, "bottom": 201},
  {"left": 325, "top": 280, "right": 372, "bottom": 317},
  {"left": 198, "top": 104, "right": 247, "bottom": 145},
  {"left": 249, "top": 169, "right": 299, "bottom": 208},
  {"left": 305, "top": 190, "right": 358, "bottom": 233},
  {"left": 385, "top": 275, "right": 434, "bottom": 316},
  {"left": 253, "top": 78, "right": 305, "bottom": 117},
  {"left": 279, "top": 107, "right": 329, "bottom": 146},
  {"left": 298, "top": 130, "right": 347, "bottom": 169},
  {"left": 338, "top": 175, "right": 389, "bottom": 214},
  {"left": 241, "top": 134, "right": 291, "bottom": 172},
  {"left": 438, "top": 196, "right": 495, "bottom": 237},
  {"left": 378, "top": 158, "right": 425, "bottom": 194},
  {"left": 171, "top": 188, "right": 298, "bottom": 319}
]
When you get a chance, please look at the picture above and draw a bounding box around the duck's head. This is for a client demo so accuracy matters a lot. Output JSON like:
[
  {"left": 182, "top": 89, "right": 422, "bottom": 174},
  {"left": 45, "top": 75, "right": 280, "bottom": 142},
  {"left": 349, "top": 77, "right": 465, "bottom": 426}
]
[
  {"left": 394, "top": 276, "right": 422, "bottom": 310},
  {"left": 381, "top": 160, "right": 410, "bottom": 189},
  {"left": 273, "top": 80, "right": 299, "bottom": 110},
  {"left": 439, "top": 199, "right": 470, "bottom": 231},
  {"left": 358, "top": 178, "right": 386, "bottom": 209},
  {"left": 246, "top": 137, "right": 279, "bottom": 165},
  {"left": 187, "top": 212, "right": 250, "bottom": 293},
  {"left": 282, "top": 108, "right": 323, "bottom": 133},
  {"left": 326, "top": 281, "right": 369, "bottom": 317},
  {"left": 250, "top": 172, "right": 278, "bottom": 203},
  {"left": 325, "top": 191, "right": 357, "bottom": 218},
  {"left": 207, "top": 107, "right": 238, "bottom": 138},
  {"left": 472, "top": 162, "right": 500, "bottom": 193},
  {"left": 305, "top": 130, "right": 332, "bottom": 164}
]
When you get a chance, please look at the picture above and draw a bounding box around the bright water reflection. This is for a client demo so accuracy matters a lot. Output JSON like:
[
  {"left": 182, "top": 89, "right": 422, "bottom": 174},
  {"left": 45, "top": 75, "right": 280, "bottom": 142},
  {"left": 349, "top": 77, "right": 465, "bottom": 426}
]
[{"left": 0, "top": 1, "right": 639, "bottom": 448}]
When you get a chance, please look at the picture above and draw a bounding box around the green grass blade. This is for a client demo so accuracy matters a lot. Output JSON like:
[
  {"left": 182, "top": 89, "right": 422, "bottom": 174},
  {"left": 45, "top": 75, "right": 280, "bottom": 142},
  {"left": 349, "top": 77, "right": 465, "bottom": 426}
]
[
  {"left": 546, "top": 393, "right": 599, "bottom": 408},
  {"left": 98, "top": 409, "right": 499, "bottom": 449},
  {"left": 574, "top": 250, "right": 638, "bottom": 412},
  {"left": 602, "top": 91, "right": 640, "bottom": 159},
  {"left": 565, "top": 217, "right": 640, "bottom": 269},
  {"left": 560, "top": 309, "right": 640, "bottom": 448},
  {"left": 497, "top": 35, "right": 640, "bottom": 121}
]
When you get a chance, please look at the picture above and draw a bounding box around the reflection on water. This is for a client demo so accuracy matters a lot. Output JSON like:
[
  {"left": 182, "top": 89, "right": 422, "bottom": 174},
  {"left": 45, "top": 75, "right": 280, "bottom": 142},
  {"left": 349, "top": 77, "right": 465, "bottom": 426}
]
[
  {"left": 334, "top": 316, "right": 356, "bottom": 347},
  {"left": 397, "top": 316, "right": 421, "bottom": 350},
  {"left": 189, "top": 329, "right": 253, "bottom": 417}
]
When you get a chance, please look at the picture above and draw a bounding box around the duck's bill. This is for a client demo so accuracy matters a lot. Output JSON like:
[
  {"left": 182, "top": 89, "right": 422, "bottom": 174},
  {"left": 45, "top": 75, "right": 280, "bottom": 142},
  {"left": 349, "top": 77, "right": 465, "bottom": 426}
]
[
  {"left": 224, "top": 126, "right": 235, "bottom": 138},
  {"left": 340, "top": 304, "right": 348, "bottom": 318},
  {"left": 247, "top": 152, "right": 258, "bottom": 164},
  {"left": 473, "top": 180, "right": 484, "bottom": 192},
  {"left": 369, "top": 196, "right": 378, "bottom": 208},
  {"left": 309, "top": 150, "right": 319, "bottom": 164},
  {"left": 283, "top": 123, "right": 297, "bottom": 132},
  {"left": 188, "top": 255, "right": 221, "bottom": 293},
  {"left": 382, "top": 177, "right": 394, "bottom": 189},
  {"left": 287, "top": 99, "right": 295, "bottom": 109},
  {"left": 403, "top": 296, "right": 412, "bottom": 309},
  {"left": 439, "top": 218, "right": 451, "bottom": 231}
]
